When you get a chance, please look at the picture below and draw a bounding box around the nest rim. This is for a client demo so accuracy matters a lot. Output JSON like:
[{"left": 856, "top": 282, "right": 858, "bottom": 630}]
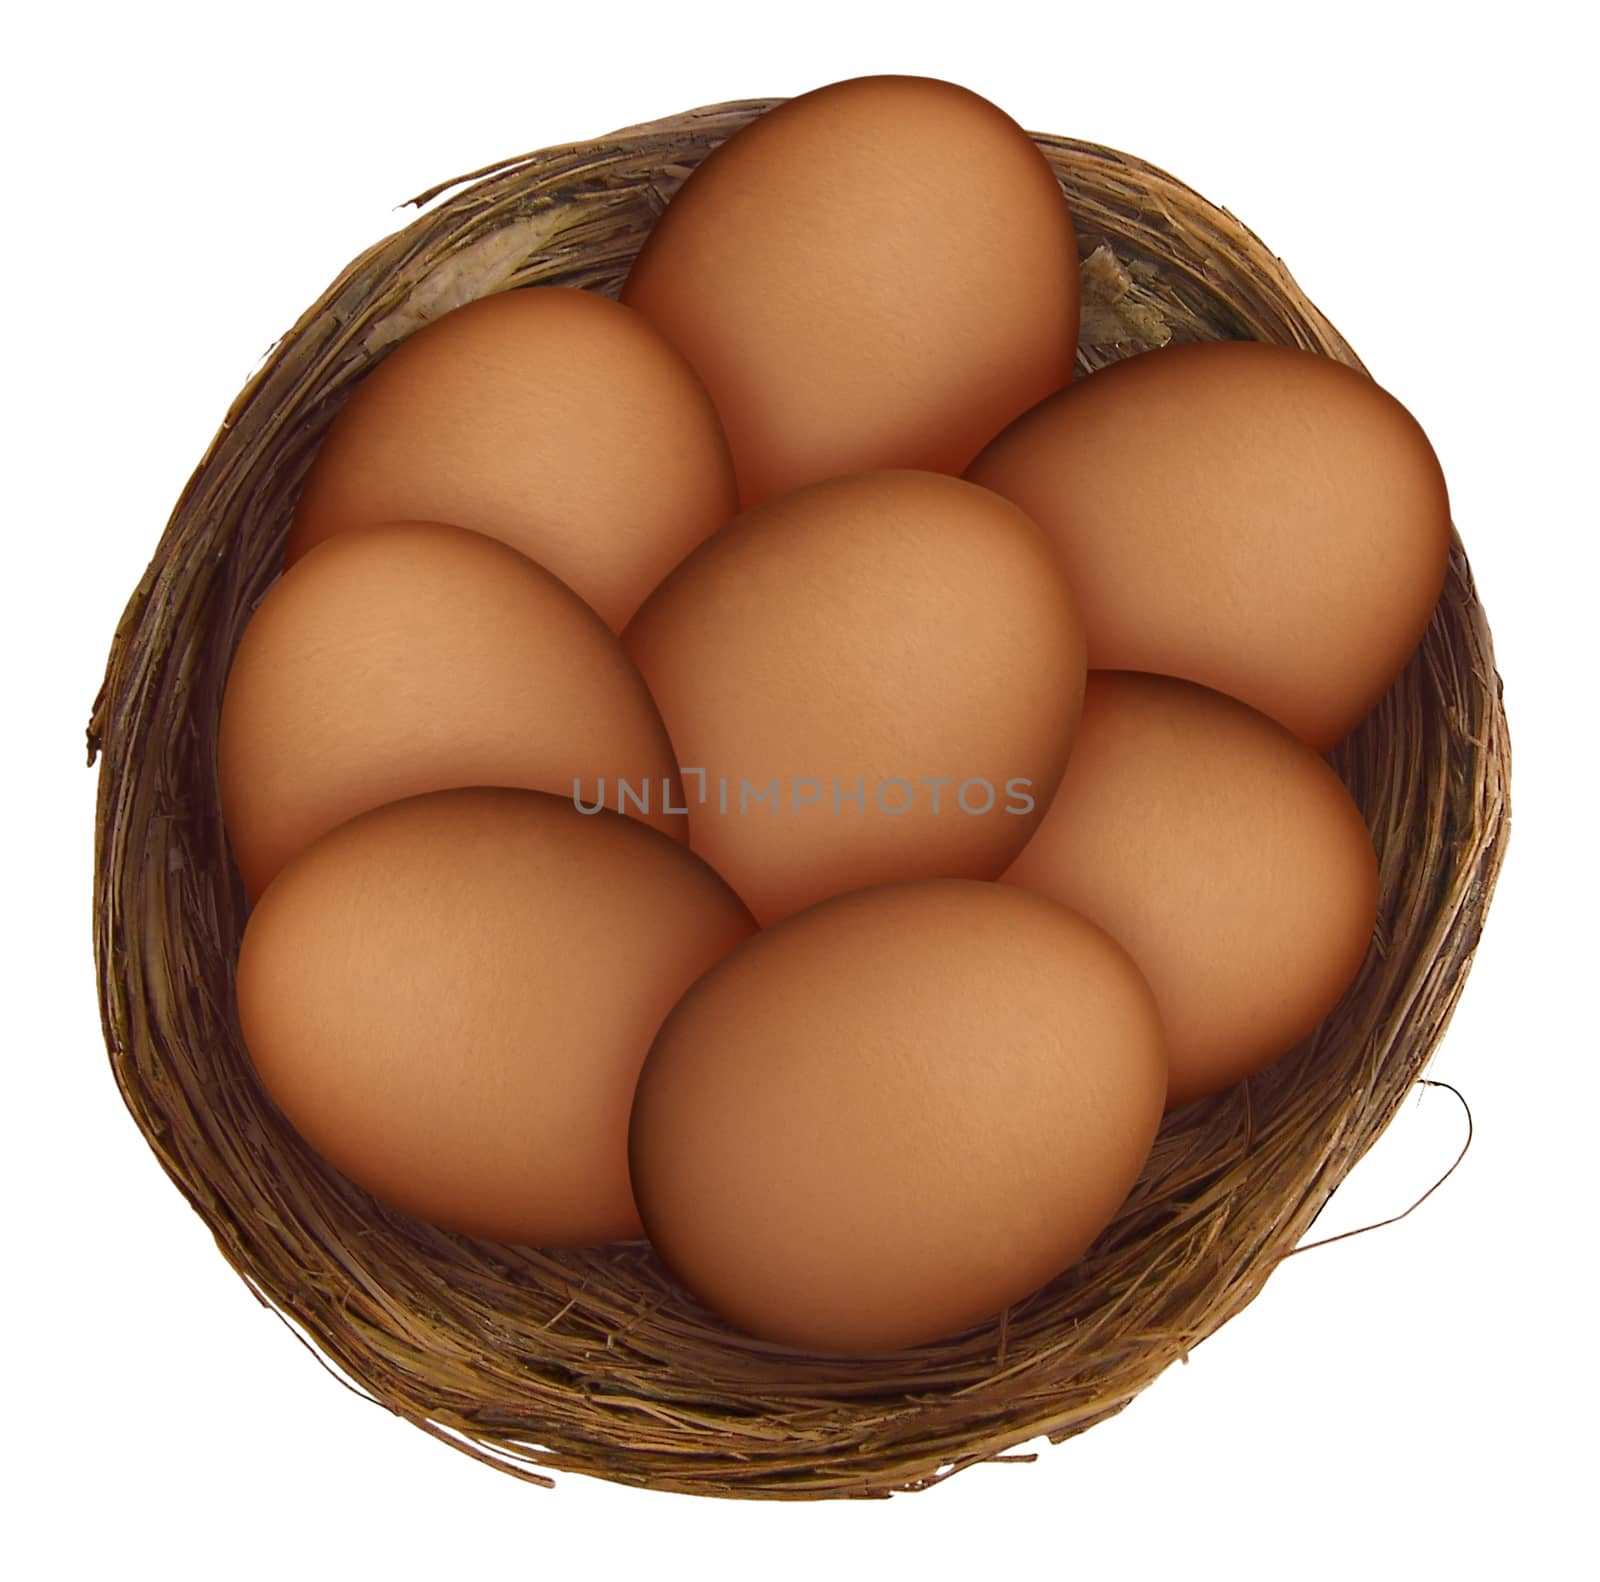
[{"left": 88, "top": 98, "right": 1510, "bottom": 1500}]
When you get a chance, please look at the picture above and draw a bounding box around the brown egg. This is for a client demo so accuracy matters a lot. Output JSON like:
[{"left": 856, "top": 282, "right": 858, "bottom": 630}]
[
  {"left": 236, "top": 788, "right": 756, "bottom": 1245},
  {"left": 965, "top": 341, "right": 1452, "bottom": 750},
  {"left": 1002, "top": 672, "right": 1379, "bottom": 1107},
  {"left": 622, "top": 470, "right": 1087, "bottom": 925},
  {"left": 219, "top": 521, "right": 685, "bottom": 899},
  {"left": 284, "top": 286, "right": 738, "bottom": 630},
  {"left": 629, "top": 879, "right": 1166, "bottom": 1353},
  {"left": 622, "top": 76, "right": 1080, "bottom": 508}
]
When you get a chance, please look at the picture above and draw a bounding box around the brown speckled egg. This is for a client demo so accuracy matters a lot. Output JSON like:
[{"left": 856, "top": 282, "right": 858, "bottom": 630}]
[
  {"left": 284, "top": 286, "right": 738, "bottom": 630},
  {"left": 219, "top": 521, "right": 684, "bottom": 899},
  {"left": 966, "top": 341, "right": 1451, "bottom": 750},
  {"left": 622, "top": 76, "right": 1080, "bottom": 508},
  {"left": 236, "top": 788, "right": 757, "bottom": 1246},
  {"left": 1003, "top": 672, "right": 1379, "bottom": 1107},
  {"left": 622, "top": 470, "right": 1087, "bottom": 926},
  {"left": 629, "top": 879, "right": 1167, "bottom": 1353}
]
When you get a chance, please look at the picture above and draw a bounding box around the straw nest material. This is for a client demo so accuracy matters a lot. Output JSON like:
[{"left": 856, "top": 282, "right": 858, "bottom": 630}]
[{"left": 87, "top": 100, "right": 1510, "bottom": 1499}]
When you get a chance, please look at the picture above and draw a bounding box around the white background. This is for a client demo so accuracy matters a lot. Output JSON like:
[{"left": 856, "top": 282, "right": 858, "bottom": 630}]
[{"left": 6, "top": 3, "right": 1592, "bottom": 1577}]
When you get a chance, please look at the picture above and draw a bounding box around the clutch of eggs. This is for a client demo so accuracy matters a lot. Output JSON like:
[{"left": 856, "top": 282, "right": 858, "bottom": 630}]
[{"left": 221, "top": 74, "right": 1452, "bottom": 1355}]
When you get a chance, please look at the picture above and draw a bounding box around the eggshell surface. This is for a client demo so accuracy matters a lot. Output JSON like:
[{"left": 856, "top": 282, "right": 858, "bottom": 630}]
[
  {"left": 235, "top": 788, "right": 757, "bottom": 1246},
  {"left": 219, "top": 521, "right": 686, "bottom": 898},
  {"left": 965, "top": 341, "right": 1452, "bottom": 750},
  {"left": 622, "top": 76, "right": 1080, "bottom": 507},
  {"left": 1003, "top": 672, "right": 1379, "bottom": 1107},
  {"left": 284, "top": 287, "right": 738, "bottom": 630},
  {"left": 622, "top": 470, "right": 1087, "bottom": 925},
  {"left": 629, "top": 879, "right": 1166, "bottom": 1353}
]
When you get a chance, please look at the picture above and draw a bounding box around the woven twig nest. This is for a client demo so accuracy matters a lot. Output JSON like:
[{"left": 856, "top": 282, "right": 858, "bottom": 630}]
[{"left": 88, "top": 100, "right": 1510, "bottom": 1499}]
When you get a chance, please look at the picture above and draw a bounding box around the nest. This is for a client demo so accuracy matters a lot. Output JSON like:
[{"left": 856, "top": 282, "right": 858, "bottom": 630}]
[{"left": 87, "top": 100, "right": 1510, "bottom": 1499}]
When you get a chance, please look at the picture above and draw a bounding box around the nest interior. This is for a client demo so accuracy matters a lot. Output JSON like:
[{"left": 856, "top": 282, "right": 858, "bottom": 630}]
[{"left": 87, "top": 100, "right": 1510, "bottom": 1499}]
